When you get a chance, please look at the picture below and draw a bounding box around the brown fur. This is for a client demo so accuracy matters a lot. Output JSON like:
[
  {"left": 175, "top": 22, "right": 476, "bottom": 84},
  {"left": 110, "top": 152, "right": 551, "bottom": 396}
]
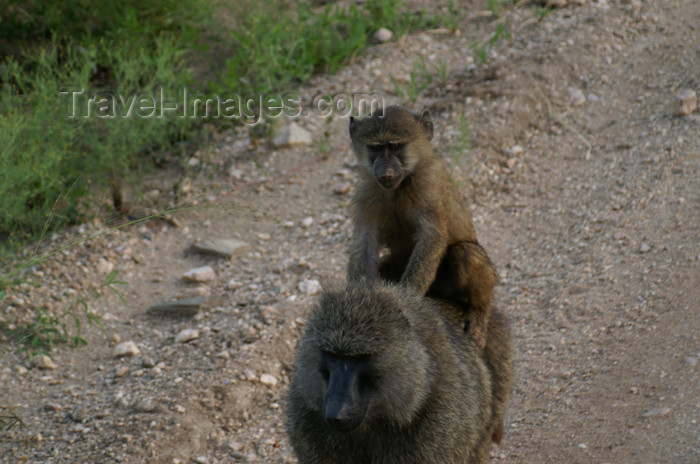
[
  {"left": 286, "top": 282, "right": 513, "bottom": 464},
  {"left": 347, "top": 105, "right": 498, "bottom": 348}
]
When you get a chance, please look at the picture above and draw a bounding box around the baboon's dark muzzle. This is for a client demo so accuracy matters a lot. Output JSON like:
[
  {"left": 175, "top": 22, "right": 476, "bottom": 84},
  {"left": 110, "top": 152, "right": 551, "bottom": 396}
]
[{"left": 323, "top": 361, "right": 367, "bottom": 432}]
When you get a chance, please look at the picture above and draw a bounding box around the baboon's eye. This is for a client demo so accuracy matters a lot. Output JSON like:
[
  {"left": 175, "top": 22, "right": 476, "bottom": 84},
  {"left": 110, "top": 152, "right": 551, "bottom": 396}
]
[
  {"left": 359, "top": 370, "right": 380, "bottom": 391},
  {"left": 388, "top": 143, "right": 404, "bottom": 151},
  {"left": 367, "top": 144, "right": 382, "bottom": 152}
]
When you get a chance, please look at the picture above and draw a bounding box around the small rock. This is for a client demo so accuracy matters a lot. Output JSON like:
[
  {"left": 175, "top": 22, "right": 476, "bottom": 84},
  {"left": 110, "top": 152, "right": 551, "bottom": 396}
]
[
  {"left": 301, "top": 217, "right": 314, "bottom": 228},
  {"left": 115, "top": 366, "right": 129, "bottom": 377},
  {"left": 333, "top": 182, "right": 351, "bottom": 195},
  {"left": 194, "top": 457, "right": 209, "bottom": 464},
  {"left": 229, "top": 441, "right": 244, "bottom": 452},
  {"left": 568, "top": 87, "right": 586, "bottom": 106},
  {"left": 677, "top": 88, "right": 697, "bottom": 116},
  {"left": 141, "top": 356, "right": 156, "bottom": 368},
  {"left": 215, "top": 350, "right": 230, "bottom": 360},
  {"left": 682, "top": 357, "right": 697, "bottom": 367},
  {"left": 298, "top": 279, "right": 322, "bottom": 296},
  {"left": 273, "top": 122, "right": 312, "bottom": 147},
  {"left": 32, "top": 355, "right": 57, "bottom": 370},
  {"left": 43, "top": 402, "right": 62, "bottom": 412},
  {"left": 335, "top": 168, "right": 354, "bottom": 180},
  {"left": 147, "top": 297, "right": 204, "bottom": 318},
  {"left": 71, "top": 404, "right": 88, "bottom": 422},
  {"left": 175, "top": 329, "right": 199, "bottom": 343},
  {"left": 15, "top": 365, "right": 28, "bottom": 375},
  {"left": 260, "top": 305, "right": 278, "bottom": 324},
  {"left": 229, "top": 167, "right": 244, "bottom": 180},
  {"left": 505, "top": 158, "right": 518, "bottom": 169},
  {"left": 96, "top": 258, "right": 114, "bottom": 275},
  {"left": 259, "top": 374, "right": 278, "bottom": 387},
  {"left": 639, "top": 243, "right": 651, "bottom": 253},
  {"left": 135, "top": 398, "right": 159, "bottom": 413},
  {"left": 372, "top": 27, "right": 393, "bottom": 43},
  {"left": 504, "top": 145, "right": 523, "bottom": 158},
  {"left": 178, "top": 177, "right": 192, "bottom": 195},
  {"left": 114, "top": 341, "right": 140, "bottom": 358},
  {"left": 191, "top": 239, "right": 249, "bottom": 257},
  {"left": 642, "top": 407, "right": 671, "bottom": 418},
  {"left": 182, "top": 266, "right": 216, "bottom": 283},
  {"left": 258, "top": 232, "right": 271, "bottom": 241},
  {"left": 226, "top": 279, "right": 243, "bottom": 290}
]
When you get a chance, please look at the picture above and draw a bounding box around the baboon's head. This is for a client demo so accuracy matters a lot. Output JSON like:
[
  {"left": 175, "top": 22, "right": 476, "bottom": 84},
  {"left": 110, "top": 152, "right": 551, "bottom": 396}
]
[
  {"left": 349, "top": 105, "right": 433, "bottom": 190},
  {"left": 294, "top": 283, "right": 432, "bottom": 433}
]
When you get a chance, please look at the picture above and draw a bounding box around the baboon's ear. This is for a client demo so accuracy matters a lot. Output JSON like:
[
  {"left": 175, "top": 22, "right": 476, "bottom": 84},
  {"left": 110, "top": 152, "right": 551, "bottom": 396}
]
[{"left": 417, "top": 109, "right": 433, "bottom": 140}]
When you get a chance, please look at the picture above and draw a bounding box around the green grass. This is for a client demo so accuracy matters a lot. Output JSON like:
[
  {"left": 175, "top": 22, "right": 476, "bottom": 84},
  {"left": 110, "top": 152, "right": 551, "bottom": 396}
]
[
  {"left": 448, "top": 114, "right": 471, "bottom": 186},
  {"left": 0, "top": 36, "right": 198, "bottom": 248},
  {"left": 0, "top": 0, "right": 212, "bottom": 249},
  {"left": 473, "top": 20, "right": 512, "bottom": 62},
  {"left": 214, "top": 0, "right": 451, "bottom": 96},
  {"left": 6, "top": 269, "right": 127, "bottom": 357},
  {"left": 390, "top": 57, "right": 433, "bottom": 104}
]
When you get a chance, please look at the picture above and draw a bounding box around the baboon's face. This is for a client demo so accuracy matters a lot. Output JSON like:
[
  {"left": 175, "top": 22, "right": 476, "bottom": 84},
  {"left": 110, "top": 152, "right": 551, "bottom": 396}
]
[
  {"left": 349, "top": 106, "right": 433, "bottom": 190},
  {"left": 365, "top": 142, "right": 407, "bottom": 190},
  {"left": 294, "top": 285, "right": 433, "bottom": 434}
]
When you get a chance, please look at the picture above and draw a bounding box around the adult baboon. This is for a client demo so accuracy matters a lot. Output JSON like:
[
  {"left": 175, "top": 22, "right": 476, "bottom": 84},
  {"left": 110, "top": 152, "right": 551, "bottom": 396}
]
[{"left": 286, "top": 282, "right": 512, "bottom": 464}]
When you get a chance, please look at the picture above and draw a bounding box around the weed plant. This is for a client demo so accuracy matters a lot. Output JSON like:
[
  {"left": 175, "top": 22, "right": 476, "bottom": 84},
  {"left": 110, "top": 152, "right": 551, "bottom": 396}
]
[{"left": 214, "top": 0, "right": 451, "bottom": 96}]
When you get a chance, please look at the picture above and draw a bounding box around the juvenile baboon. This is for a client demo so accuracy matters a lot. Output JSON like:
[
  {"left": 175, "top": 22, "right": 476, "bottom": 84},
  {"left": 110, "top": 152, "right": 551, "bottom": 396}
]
[
  {"left": 286, "top": 282, "right": 513, "bottom": 464},
  {"left": 347, "top": 105, "right": 498, "bottom": 348}
]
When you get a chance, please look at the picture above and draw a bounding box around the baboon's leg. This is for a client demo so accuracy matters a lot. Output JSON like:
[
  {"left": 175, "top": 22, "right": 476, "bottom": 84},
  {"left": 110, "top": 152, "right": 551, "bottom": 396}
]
[{"left": 429, "top": 242, "right": 498, "bottom": 349}]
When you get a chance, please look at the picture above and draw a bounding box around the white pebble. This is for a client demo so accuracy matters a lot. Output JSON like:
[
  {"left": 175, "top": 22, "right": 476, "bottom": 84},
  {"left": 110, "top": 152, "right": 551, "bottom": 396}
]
[
  {"left": 175, "top": 329, "right": 199, "bottom": 343},
  {"left": 113, "top": 341, "right": 140, "bottom": 358},
  {"left": 259, "top": 374, "right": 278, "bottom": 387},
  {"left": 182, "top": 266, "right": 216, "bottom": 283},
  {"left": 32, "top": 354, "right": 58, "bottom": 370}
]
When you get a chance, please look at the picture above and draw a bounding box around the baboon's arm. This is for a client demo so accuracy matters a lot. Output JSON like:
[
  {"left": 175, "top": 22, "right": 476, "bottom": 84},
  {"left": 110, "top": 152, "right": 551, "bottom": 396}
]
[
  {"left": 348, "top": 218, "right": 380, "bottom": 281},
  {"left": 400, "top": 217, "right": 447, "bottom": 294}
]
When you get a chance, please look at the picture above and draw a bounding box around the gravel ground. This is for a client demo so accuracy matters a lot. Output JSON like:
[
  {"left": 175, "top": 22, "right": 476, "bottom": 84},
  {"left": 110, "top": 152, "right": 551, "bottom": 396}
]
[{"left": 2, "top": 0, "right": 699, "bottom": 463}]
